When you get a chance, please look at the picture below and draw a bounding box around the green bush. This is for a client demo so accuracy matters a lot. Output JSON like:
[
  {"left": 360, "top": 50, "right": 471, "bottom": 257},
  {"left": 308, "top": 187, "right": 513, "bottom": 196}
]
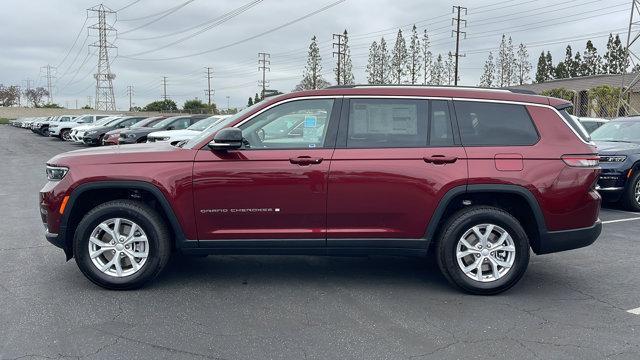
[{"left": 0, "top": 118, "right": 9, "bottom": 124}]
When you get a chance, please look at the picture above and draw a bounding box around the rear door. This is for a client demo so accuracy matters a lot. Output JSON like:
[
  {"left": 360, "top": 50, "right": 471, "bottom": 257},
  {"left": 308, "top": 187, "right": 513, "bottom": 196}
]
[{"left": 326, "top": 97, "right": 467, "bottom": 247}]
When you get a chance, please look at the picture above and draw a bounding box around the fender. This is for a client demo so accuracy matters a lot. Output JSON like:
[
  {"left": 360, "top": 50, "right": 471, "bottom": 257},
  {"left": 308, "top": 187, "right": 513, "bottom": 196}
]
[
  {"left": 60, "top": 180, "right": 188, "bottom": 259},
  {"left": 424, "top": 184, "right": 547, "bottom": 251}
]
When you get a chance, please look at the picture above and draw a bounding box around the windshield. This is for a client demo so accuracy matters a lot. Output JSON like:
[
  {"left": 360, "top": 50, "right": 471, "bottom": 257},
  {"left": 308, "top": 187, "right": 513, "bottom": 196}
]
[
  {"left": 75, "top": 115, "right": 93, "bottom": 123},
  {"left": 153, "top": 116, "right": 187, "bottom": 128},
  {"left": 100, "top": 117, "right": 123, "bottom": 126},
  {"left": 591, "top": 120, "right": 640, "bottom": 142},
  {"left": 187, "top": 116, "right": 225, "bottom": 131},
  {"left": 184, "top": 107, "right": 258, "bottom": 149},
  {"left": 132, "top": 117, "right": 163, "bottom": 128},
  {"left": 87, "top": 116, "right": 116, "bottom": 126}
]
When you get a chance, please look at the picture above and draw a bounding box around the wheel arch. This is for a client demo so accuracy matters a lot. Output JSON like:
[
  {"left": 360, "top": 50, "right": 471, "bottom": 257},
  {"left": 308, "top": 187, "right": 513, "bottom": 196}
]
[
  {"left": 426, "top": 184, "right": 547, "bottom": 254},
  {"left": 60, "top": 181, "right": 187, "bottom": 260}
]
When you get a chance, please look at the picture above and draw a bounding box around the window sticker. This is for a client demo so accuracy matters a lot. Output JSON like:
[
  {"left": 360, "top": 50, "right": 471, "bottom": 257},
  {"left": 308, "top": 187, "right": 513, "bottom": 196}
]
[{"left": 304, "top": 116, "right": 317, "bottom": 128}]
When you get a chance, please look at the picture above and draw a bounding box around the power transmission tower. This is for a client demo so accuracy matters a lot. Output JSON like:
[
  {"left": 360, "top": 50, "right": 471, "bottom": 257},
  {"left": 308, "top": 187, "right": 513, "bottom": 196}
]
[
  {"left": 126, "top": 85, "right": 134, "bottom": 111},
  {"left": 620, "top": 0, "right": 640, "bottom": 115},
  {"left": 161, "top": 76, "right": 168, "bottom": 100},
  {"left": 204, "top": 67, "right": 214, "bottom": 107},
  {"left": 333, "top": 33, "right": 346, "bottom": 85},
  {"left": 258, "top": 52, "right": 270, "bottom": 99},
  {"left": 41, "top": 65, "right": 56, "bottom": 103},
  {"left": 88, "top": 4, "right": 116, "bottom": 111},
  {"left": 451, "top": 5, "right": 467, "bottom": 86}
]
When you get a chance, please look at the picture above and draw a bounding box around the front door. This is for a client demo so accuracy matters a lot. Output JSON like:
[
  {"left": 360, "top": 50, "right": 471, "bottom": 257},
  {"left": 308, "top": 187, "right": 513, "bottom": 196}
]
[
  {"left": 326, "top": 98, "right": 467, "bottom": 247},
  {"left": 193, "top": 98, "right": 340, "bottom": 245}
]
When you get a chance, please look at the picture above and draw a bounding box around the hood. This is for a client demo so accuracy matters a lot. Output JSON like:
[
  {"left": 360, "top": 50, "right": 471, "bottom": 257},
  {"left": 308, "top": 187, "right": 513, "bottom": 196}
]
[
  {"left": 148, "top": 129, "right": 198, "bottom": 138},
  {"left": 120, "top": 126, "right": 157, "bottom": 136},
  {"left": 594, "top": 141, "right": 640, "bottom": 155},
  {"left": 47, "top": 142, "right": 196, "bottom": 166}
]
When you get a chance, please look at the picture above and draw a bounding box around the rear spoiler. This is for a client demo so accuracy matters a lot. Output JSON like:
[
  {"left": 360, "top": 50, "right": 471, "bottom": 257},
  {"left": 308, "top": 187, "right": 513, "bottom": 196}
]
[{"left": 554, "top": 102, "right": 573, "bottom": 111}]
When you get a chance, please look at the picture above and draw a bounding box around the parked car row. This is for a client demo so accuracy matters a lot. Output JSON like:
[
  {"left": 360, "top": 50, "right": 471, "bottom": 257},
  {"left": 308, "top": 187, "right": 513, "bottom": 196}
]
[{"left": 11, "top": 113, "right": 230, "bottom": 146}]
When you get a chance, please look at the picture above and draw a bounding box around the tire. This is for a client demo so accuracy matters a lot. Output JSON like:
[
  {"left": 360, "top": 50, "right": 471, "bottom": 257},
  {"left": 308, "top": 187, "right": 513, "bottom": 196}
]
[
  {"left": 436, "top": 206, "right": 530, "bottom": 295},
  {"left": 60, "top": 129, "right": 72, "bottom": 141},
  {"left": 73, "top": 200, "right": 172, "bottom": 290},
  {"left": 620, "top": 171, "right": 640, "bottom": 211}
]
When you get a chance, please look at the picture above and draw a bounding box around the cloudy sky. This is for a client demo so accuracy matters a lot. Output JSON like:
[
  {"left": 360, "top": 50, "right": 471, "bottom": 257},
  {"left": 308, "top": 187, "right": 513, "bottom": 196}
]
[{"left": 0, "top": 0, "right": 630, "bottom": 110}]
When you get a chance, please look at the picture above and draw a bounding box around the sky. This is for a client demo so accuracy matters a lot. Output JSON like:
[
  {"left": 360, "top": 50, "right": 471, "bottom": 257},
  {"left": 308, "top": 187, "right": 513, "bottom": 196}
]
[{"left": 0, "top": 0, "right": 631, "bottom": 111}]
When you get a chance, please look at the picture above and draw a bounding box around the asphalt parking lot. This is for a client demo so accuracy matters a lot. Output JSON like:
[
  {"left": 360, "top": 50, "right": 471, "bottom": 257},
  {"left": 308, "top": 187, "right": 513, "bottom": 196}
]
[{"left": 1, "top": 124, "right": 640, "bottom": 360}]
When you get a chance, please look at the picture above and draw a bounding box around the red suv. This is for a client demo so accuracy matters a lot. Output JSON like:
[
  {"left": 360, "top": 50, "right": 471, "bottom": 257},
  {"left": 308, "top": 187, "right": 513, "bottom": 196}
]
[{"left": 40, "top": 86, "right": 602, "bottom": 294}]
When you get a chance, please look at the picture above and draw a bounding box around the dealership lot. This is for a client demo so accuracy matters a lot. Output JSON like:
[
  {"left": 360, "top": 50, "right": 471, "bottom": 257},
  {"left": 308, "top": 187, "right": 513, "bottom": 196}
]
[{"left": 1, "top": 125, "right": 640, "bottom": 360}]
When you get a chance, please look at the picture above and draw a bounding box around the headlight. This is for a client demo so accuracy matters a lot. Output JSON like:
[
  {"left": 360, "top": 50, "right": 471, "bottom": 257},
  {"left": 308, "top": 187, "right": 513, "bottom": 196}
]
[
  {"left": 126, "top": 133, "right": 137, "bottom": 138},
  {"left": 599, "top": 155, "right": 627, "bottom": 163},
  {"left": 46, "top": 166, "right": 68, "bottom": 181}
]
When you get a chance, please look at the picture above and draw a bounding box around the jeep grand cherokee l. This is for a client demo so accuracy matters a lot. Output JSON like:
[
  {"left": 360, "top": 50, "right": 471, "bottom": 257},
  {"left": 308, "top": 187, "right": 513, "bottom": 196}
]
[{"left": 40, "top": 86, "right": 602, "bottom": 294}]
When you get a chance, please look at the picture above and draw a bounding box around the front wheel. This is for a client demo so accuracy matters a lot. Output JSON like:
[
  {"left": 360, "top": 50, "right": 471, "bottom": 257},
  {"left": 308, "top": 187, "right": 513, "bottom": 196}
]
[
  {"left": 621, "top": 171, "right": 640, "bottom": 211},
  {"left": 73, "top": 200, "right": 172, "bottom": 290},
  {"left": 60, "top": 129, "right": 72, "bottom": 141},
  {"left": 436, "top": 206, "right": 530, "bottom": 295}
]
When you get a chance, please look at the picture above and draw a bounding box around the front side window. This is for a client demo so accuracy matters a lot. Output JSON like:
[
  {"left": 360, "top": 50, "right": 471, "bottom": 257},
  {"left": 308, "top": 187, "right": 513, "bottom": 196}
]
[
  {"left": 240, "top": 99, "right": 334, "bottom": 149},
  {"left": 347, "top": 99, "right": 426, "bottom": 148},
  {"left": 170, "top": 118, "right": 191, "bottom": 130},
  {"left": 454, "top": 101, "right": 539, "bottom": 146}
]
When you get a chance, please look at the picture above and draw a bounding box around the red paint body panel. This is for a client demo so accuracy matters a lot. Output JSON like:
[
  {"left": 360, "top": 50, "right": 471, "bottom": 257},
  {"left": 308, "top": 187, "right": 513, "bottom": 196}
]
[{"left": 327, "top": 147, "right": 467, "bottom": 238}]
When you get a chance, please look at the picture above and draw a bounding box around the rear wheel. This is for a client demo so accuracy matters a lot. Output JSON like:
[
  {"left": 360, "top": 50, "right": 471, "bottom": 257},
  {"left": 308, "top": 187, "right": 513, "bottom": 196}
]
[
  {"left": 621, "top": 171, "right": 640, "bottom": 211},
  {"left": 73, "top": 200, "right": 171, "bottom": 290},
  {"left": 436, "top": 206, "right": 530, "bottom": 295}
]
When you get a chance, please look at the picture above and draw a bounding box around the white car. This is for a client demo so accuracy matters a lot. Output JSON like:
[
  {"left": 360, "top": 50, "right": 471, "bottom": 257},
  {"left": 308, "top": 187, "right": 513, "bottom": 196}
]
[
  {"left": 50, "top": 114, "right": 112, "bottom": 140},
  {"left": 69, "top": 116, "right": 122, "bottom": 143},
  {"left": 147, "top": 115, "right": 230, "bottom": 144}
]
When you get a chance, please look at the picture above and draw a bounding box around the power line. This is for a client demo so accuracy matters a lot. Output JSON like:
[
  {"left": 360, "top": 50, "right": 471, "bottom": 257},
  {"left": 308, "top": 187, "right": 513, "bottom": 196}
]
[
  {"left": 119, "top": 0, "right": 262, "bottom": 41},
  {"left": 118, "top": 0, "right": 196, "bottom": 34},
  {"left": 56, "top": 16, "right": 89, "bottom": 69},
  {"left": 120, "top": 0, "right": 346, "bottom": 61},
  {"left": 116, "top": 0, "right": 142, "bottom": 12},
  {"left": 118, "top": 0, "right": 194, "bottom": 21}
]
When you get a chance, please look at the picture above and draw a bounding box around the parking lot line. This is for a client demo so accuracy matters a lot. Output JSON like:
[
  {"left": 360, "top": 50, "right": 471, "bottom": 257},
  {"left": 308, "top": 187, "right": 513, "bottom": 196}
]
[
  {"left": 602, "top": 208, "right": 640, "bottom": 216},
  {"left": 603, "top": 217, "right": 640, "bottom": 224},
  {"left": 627, "top": 307, "right": 640, "bottom": 315}
]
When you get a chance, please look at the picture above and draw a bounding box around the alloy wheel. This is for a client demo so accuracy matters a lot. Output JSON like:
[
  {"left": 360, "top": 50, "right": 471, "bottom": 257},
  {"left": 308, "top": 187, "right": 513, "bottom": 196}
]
[
  {"left": 455, "top": 224, "right": 516, "bottom": 282},
  {"left": 88, "top": 218, "right": 149, "bottom": 277}
]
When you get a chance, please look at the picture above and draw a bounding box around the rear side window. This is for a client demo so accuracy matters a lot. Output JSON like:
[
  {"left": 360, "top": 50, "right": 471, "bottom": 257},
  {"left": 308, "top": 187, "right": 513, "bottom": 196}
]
[
  {"left": 454, "top": 101, "right": 539, "bottom": 146},
  {"left": 560, "top": 110, "right": 590, "bottom": 142},
  {"left": 347, "top": 99, "right": 426, "bottom": 148},
  {"left": 430, "top": 100, "right": 454, "bottom": 146}
]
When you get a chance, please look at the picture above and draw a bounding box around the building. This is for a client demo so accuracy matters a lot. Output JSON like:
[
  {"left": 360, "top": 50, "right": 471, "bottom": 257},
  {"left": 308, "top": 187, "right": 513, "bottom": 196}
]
[{"left": 511, "top": 73, "right": 640, "bottom": 118}]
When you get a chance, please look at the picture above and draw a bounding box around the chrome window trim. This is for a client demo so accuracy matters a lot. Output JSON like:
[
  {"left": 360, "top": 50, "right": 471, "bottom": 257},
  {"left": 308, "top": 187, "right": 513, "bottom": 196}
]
[{"left": 233, "top": 96, "right": 341, "bottom": 128}]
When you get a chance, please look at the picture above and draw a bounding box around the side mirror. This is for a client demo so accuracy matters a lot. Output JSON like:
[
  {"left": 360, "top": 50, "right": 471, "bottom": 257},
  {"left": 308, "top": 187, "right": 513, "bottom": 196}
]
[
  {"left": 208, "top": 128, "right": 243, "bottom": 150},
  {"left": 167, "top": 126, "right": 175, "bottom": 130}
]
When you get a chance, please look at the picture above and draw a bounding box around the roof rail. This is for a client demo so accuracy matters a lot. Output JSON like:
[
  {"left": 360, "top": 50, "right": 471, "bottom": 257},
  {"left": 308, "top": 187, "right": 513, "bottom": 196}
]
[{"left": 324, "top": 84, "right": 537, "bottom": 94}]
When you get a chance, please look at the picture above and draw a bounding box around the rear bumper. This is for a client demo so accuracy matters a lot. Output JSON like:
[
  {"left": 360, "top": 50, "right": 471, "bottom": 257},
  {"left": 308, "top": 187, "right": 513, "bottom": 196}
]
[{"left": 536, "top": 219, "right": 602, "bottom": 254}]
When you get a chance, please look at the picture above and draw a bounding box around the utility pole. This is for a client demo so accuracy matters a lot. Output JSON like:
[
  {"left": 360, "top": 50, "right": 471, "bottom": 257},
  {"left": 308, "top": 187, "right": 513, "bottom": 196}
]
[
  {"left": 88, "top": 4, "right": 116, "bottom": 111},
  {"left": 41, "top": 64, "right": 56, "bottom": 103},
  {"left": 619, "top": 0, "right": 640, "bottom": 115},
  {"left": 87, "top": 96, "right": 93, "bottom": 108},
  {"left": 333, "top": 33, "right": 346, "bottom": 85},
  {"left": 226, "top": 96, "right": 230, "bottom": 110},
  {"left": 75, "top": 99, "right": 78, "bottom": 109},
  {"left": 204, "top": 67, "right": 214, "bottom": 107},
  {"left": 161, "top": 76, "right": 168, "bottom": 100},
  {"left": 126, "top": 85, "right": 134, "bottom": 111},
  {"left": 451, "top": 5, "right": 467, "bottom": 86},
  {"left": 258, "top": 52, "right": 270, "bottom": 99}
]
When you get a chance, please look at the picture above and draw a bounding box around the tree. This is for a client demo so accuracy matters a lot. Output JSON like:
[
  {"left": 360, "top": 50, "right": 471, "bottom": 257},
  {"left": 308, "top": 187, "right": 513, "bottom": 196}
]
[
  {"left": 573, "top": 52, "right": 585, "bottom": 77},
  {"left": 297, "top": 36, "right": 328, "bottom": 90},
  {"left": 254, "top": 93, "right": 261, "bottom": 103},
  {"left": 41, "top": 103, "right": 63, "bottom": 108},
  {"left": 582, "top": 40, "right": 602, "bottom": 76},
  {"left": 540, "top": 88, "right": 576, "bottom": 102},
  {"left": 183, "top": 98, "right": 216, "bottom": 113},
  {"left": 603, "top": 34, "right": 615, "bottom": 74},
  {"left": 515, "top": 43, "right": 531, "bottom": 85},
  {"left": 406, "top": 25, "right": 422, "bottom": 85},
  {"left": 604, "top": 34, "right": 628, "bottom": 74},
  {"left": 23, "top": 87, "right": 48, "bottom": 107},
  {"left": 430, "top": 54, "right": 444, "bottom": 85},
  {"left": 366, "top": 41, "right": 380, "bottom": 84},
  {"left": 535, "top": 52, "right": 547, "bottom": 83},
  {"left": 143, "top": 99, "right": 178, "bottom": 112},
  {"left": 554, "top": 46, "right": 571, "bottom": 79},
  {"left": 588, "top": 85, "right": 622, "bottom": 117},
  {"left": 0, "top": 85, "right": 21, "bottom": 107},
  {"left": 247, "top": 97, "right": 254, "bottom": 107},
  {"left": 422, "top": 29, "right": 432, "bottom": 85},
  {"left": 378, "top": 36, "right": 391, "bottom": 84},
  {"left": 496, "top": 35, "right": 516, "bottom": 87},
  {"left": 334, "top": 30, "right": 355, "bottom": 85},
  {"left": 615, "top": 34, "right": 629, "bottom": 73},
  {"left": 444, "top": 52, "right": 454, "bottom": 85},
  {"left": 390, "top": 29, "right": 408, "bottom": 84},
  {"left": 478, "top": 51, "right": 496, "bottom": 87},
  {"left": 81, "top": 105, "right": 92, "bottom": 110}
]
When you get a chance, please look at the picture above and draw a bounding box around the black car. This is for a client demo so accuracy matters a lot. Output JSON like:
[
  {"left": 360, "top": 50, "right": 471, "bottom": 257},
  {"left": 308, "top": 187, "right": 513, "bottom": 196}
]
[
  {"left": 82, "top": 116, "right": 147, "bottom": 145},
  {"left": 117, "top": 115, "right": 208, "bottom": 144},
  {"left": 592, "top": 116, "right": 640, "bottom": 210}
]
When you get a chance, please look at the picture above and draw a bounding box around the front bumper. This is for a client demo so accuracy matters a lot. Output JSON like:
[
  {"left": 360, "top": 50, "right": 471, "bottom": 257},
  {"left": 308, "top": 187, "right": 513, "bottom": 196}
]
[
  {"left": 118, "top": 136, "right": 139, "bottom": 144},
  {"left": 536, "top": 220, "right": 602, "bottom": 254},
  {"left": 83, "top": 135, "right": 101, "bottom": 145},
  {"left": 45, "top": 231, "right": 64, "bottom": 249}
]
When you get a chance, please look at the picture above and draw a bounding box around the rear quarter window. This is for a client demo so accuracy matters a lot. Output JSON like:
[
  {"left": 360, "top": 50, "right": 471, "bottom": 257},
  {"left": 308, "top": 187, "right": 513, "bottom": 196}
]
[{"left": 454, "top": 101, "right": 539, "bottom": 146}]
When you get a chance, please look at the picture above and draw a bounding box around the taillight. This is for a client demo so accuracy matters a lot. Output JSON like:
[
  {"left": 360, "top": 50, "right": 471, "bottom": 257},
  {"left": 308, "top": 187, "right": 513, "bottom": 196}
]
[{"left": 561, "top": 155, "right": 599, "bottom": 167}]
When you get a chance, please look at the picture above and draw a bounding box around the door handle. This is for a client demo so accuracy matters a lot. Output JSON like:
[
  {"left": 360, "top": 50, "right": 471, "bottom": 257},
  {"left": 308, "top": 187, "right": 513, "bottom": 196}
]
[
  {"left": 423, "top": 155, "right": 458, "bottom": 164},
  {"left": 289, "top": 156, "right": 324, "bottom": 166}
]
